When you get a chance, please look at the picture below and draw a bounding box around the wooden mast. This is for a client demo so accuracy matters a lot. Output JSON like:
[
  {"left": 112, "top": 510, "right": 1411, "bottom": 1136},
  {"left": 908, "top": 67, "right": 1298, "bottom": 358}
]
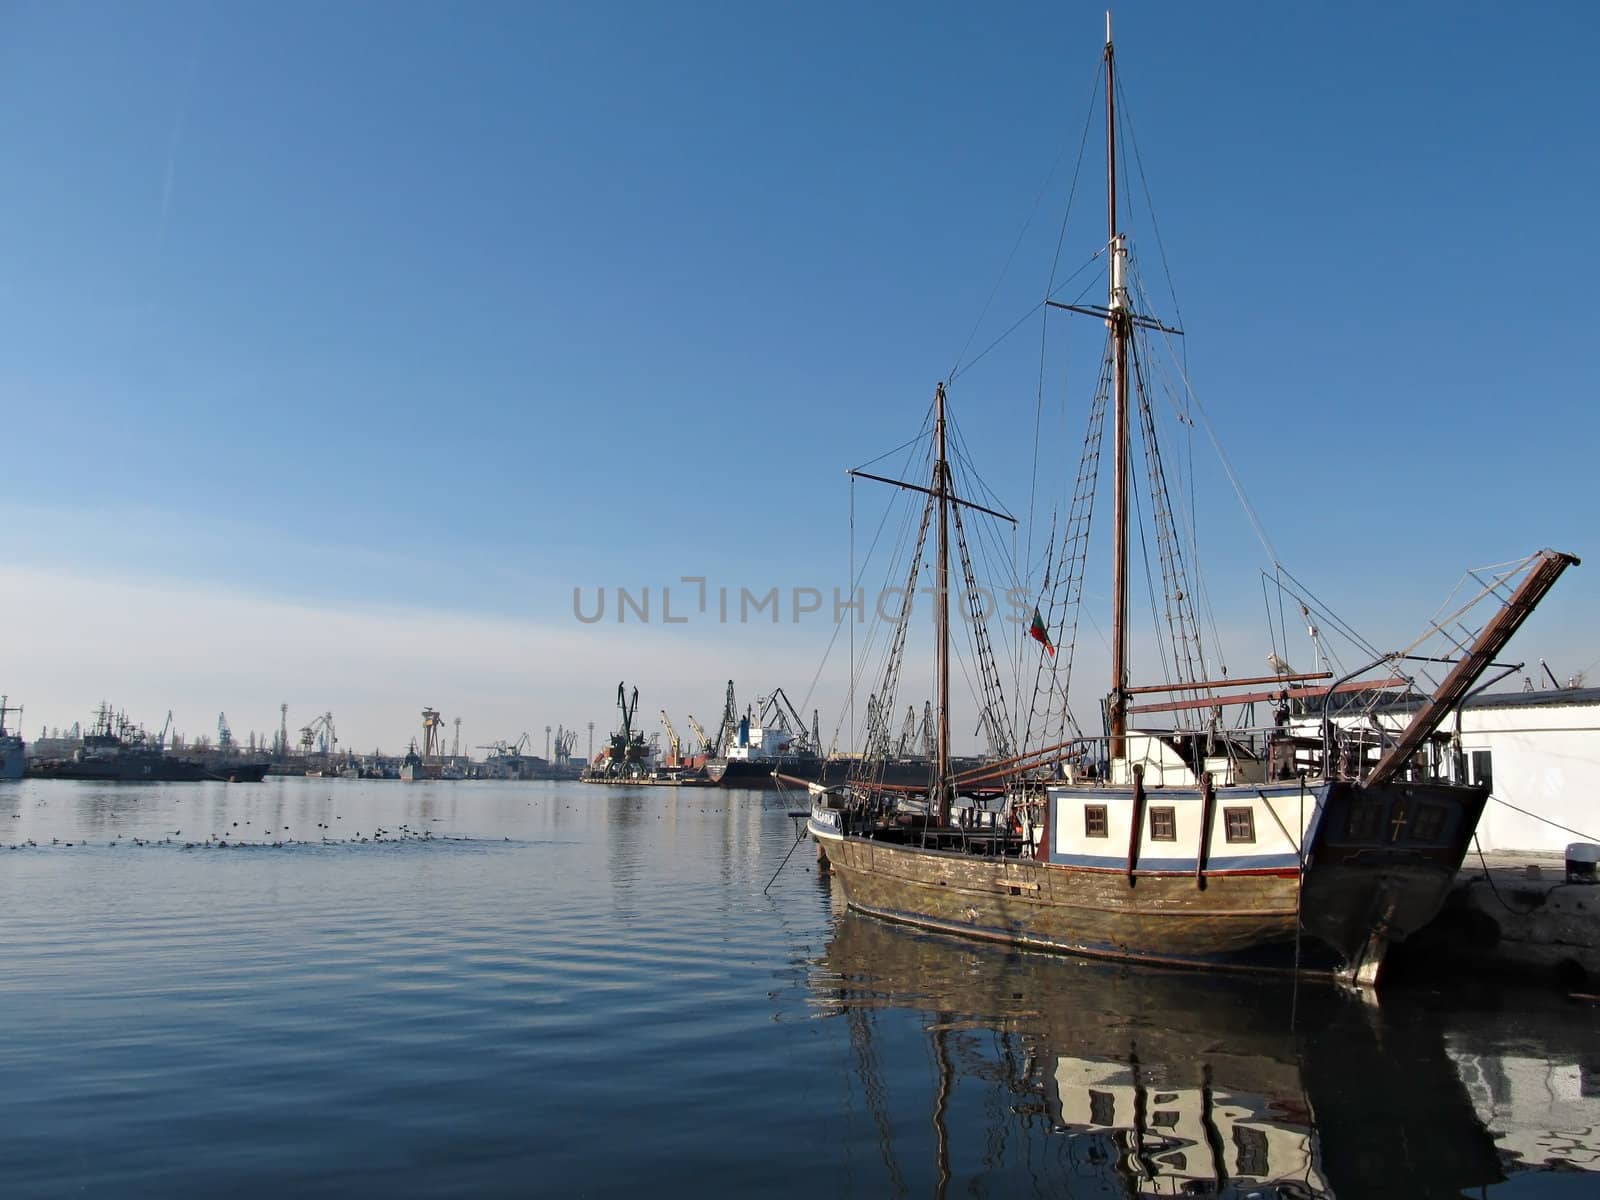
[
  {"left": 934, "top": 382, "right": 952, "bottom": 824},
  {"left": 845, "top": 380, "right": 1015, "bottom": 819},
  {"left": 1106, "top": 11, "right": 1131, "bottom": 762}
]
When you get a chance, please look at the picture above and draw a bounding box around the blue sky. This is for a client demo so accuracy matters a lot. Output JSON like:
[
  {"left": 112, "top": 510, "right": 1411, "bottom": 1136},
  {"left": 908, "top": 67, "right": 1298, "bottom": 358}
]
[{"left": 2, "top": 1, "right": 1596, "bottom": 754}]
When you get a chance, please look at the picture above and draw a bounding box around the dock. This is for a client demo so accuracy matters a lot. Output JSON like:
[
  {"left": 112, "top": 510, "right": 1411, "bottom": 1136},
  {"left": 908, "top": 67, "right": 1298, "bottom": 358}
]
[{"left": 1401, "top": 850, "right": 1600, "bottom": 988}]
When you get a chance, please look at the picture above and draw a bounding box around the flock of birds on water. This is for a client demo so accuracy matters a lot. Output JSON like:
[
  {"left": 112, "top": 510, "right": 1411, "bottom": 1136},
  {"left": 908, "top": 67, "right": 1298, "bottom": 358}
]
[
  {"left": 5, "top": 797, "right": 505, "bottom": 851},
  {"left": 3, "top": 788, "right": 751, "bottom": 853}
]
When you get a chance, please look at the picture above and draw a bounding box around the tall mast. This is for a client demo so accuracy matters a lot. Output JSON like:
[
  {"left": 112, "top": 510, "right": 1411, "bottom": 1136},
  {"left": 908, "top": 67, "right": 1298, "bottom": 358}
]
[
  {"left": 1106, "top": 11, "right": 1131, "bottom": 762},
  {"left": 934, "top": 382, "right": 952, "bottom": 823}
]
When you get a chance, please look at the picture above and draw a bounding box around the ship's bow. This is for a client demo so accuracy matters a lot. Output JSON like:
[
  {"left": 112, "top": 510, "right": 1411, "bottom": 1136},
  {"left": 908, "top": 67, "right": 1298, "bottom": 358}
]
[{"left": 1301, "top": 778, "right": 1490, "bottom": 985}]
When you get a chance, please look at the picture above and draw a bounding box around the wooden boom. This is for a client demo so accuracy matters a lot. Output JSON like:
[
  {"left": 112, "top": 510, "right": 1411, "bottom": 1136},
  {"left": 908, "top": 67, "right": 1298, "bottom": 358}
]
[{"left": 1365, "top": 549, "right": 1579, "bottom": 786}]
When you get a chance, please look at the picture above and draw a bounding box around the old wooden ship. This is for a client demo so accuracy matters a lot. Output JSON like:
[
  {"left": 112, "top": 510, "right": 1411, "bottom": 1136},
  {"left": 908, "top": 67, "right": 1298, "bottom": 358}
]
[{"left": 807, "top": 16, "right": 1578, "bottom": 988}]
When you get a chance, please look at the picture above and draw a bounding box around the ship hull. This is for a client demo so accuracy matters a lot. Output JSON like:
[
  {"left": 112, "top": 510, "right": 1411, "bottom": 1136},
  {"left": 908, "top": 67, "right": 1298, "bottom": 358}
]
[
  {"left": 32, "top": 757, "right": 211, "bottom": 782},
  {"left": 203, "top": 763, "right": 269, "bottom": 783},
  {"left": 0, "top": 739, "right": 23, "bottom": 781},
  {"left": 27, "top": 755, "right": 268, "bottom": 783},
  {"left": 810, "top": 777, "right": 1486, "bottom": 985},
  {"left": 705, "top": 757, "right": 796, "bottom": 786}
]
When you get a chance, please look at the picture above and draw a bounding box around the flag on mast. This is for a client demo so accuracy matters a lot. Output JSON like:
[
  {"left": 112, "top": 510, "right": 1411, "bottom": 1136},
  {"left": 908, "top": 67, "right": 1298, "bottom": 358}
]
[{"left": 1028, "top": 607, "right": 1055, "bottom": 657}]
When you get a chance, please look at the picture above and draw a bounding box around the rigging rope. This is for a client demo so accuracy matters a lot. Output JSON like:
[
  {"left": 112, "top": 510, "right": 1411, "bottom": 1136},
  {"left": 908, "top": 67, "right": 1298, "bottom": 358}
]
[
  {"left": 946, "top": 52, "right": 1102, "bottom": 386},
  {"left": 1130, "top": 331, "right": 1210, "bottom": 696},
  {"left": 1022, "top": 346, "right": 1111, "bottom": 754}
]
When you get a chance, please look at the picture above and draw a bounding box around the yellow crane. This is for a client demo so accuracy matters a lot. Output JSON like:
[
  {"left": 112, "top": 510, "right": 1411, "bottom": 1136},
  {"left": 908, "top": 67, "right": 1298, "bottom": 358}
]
[
  {"left": 659, "top": 710, "right": 682, "bottom": 766},
  {"left": 686, "top": 714, "right": 710, "bottom": 756}
]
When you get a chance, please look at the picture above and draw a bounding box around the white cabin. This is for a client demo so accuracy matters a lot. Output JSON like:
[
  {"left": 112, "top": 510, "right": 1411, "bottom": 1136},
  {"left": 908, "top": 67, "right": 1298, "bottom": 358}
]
[
  {"left": 1095, "top": 731, "right": 1266, "bottom": 788},
  {"left": 723, "top": 719, "right": 796, "bottom": 762}
]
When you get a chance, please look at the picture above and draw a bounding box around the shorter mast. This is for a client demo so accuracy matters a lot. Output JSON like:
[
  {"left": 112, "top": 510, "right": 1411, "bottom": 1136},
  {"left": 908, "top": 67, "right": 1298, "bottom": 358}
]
[{"left": 845, "top": 383, "right": 1015, "bottom": 818}]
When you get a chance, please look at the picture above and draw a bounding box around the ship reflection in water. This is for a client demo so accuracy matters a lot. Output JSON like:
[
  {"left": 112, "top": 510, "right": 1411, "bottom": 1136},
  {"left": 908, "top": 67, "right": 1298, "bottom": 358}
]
[{"left": 810, "top": 896, "right": 1597, "bottom": 1198}]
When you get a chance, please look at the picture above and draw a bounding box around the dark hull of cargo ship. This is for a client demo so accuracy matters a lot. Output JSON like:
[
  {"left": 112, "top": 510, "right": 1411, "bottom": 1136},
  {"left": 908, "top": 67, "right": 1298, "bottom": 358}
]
[
  {"left": 201, "top": 762, "right": 270, "bottom": 783},
  {"left": 706, "top": 756, "right": 985, "bottom": 790},
  {"left": 29, "top": 757, "right": 268, "bottom": 783},
  {"left": 704, "top": 757, "right": 805, "bottom": 787}
]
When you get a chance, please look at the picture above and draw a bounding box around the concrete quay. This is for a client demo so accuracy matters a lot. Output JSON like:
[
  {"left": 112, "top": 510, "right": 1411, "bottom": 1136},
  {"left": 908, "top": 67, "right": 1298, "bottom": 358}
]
[{"left": 1399, "top": 850, "right": 1600, "bottom": 989}]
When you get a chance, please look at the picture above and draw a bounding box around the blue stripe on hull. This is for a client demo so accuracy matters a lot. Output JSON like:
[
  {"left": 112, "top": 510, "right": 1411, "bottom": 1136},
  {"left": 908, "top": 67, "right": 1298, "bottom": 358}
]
[{"left": 1047, "top": 783, "right": 1322, "bottom": 802}]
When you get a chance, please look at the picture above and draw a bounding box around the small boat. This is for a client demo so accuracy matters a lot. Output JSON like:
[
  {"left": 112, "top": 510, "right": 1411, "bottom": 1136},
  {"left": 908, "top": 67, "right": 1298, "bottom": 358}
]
[{"left": 808, "top": 16, "right": 1578, "bottom": 988}]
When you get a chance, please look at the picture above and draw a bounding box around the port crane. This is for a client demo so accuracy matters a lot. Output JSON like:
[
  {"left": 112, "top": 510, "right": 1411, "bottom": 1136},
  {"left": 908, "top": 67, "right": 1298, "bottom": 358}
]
[
  {"left": 895, "top": 705, "right": 917, "bottom": 757},
  {"left": 659, "top": 711, "right": 682, "bottom": 766},
  {"left": 685, "top": 715, "right": 710, "bottom": 756},
  {"left": 553, "top": 726, "right": 576, "bottom": 761},
  {"left": 596, "top": 683, "right": 650, "bottom": 778},
  {"left": 756, "top": 687, "right": 816, "bottom": 754},
  {"left": 421, "top": 708, "right": 444, "bottom": 761},
  {"left": 478, "top": 733, "right": 531, "bottom": 759},
  {"left": 618, "top": 684, "right": 638, "bottom": 739},
  {"left": 712, "top": 680, "right": 739, "bottom": 756},
  {"left": 217, "top": 712, "right": 233, "bottom": 753},
  {"left": 299, "top": 712, "right": 336, "bottom": 756}
]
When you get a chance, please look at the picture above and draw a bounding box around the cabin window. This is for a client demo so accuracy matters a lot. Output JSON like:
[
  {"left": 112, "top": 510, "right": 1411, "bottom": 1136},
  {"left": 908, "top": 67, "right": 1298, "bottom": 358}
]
[
  {"left": 1410, "top": 803, "right": 1448, "bottom": 842},
  {"left": 1149, "top": 806, "right": 1177, "bottom": 842},
  {"left": 1345, "top": 799, "right": 1385, "bottom": 842},
  {"left": 1084, "top": 805, "right": 1109, "bottom": 838},
  {"left": 1223, "top": 807, "right": 1255, "bottom": 844},
  {"left": 1471, "top": 750, "right": 1494, "bottom": 793}
]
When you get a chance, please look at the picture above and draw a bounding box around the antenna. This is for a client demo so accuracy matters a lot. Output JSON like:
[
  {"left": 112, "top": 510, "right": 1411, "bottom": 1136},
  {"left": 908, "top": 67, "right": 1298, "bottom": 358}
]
[{"left": 1301, "top": 603, "right": 1326, "bottom": 674}]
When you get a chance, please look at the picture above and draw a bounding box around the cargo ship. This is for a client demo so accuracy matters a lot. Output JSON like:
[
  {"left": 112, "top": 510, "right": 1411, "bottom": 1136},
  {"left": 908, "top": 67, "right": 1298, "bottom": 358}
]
[
  {"left": 704, "top": 710, "right": 811, "bottom": 785},
  {"left": 700, "top": 683, "right": 989, "bottom": 789}
]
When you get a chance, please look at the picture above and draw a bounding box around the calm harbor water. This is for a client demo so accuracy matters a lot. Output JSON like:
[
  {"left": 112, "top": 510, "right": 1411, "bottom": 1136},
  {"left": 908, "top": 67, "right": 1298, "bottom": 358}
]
[{"left": 1, "top": 777, "right": 1595, "bottom": 1198}]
